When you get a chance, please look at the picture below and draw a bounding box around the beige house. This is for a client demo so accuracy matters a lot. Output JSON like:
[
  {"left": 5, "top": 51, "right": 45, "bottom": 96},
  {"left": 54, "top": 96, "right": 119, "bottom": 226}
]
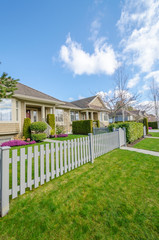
[{"left": 0, "top": 83, "right": 109, "bottom": 143}]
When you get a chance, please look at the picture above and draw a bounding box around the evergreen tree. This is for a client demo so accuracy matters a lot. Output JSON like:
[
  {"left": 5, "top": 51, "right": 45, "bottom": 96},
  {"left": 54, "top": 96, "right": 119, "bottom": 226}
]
[{"left": 0, "top": 72, "right": 19, "bottom": 99}]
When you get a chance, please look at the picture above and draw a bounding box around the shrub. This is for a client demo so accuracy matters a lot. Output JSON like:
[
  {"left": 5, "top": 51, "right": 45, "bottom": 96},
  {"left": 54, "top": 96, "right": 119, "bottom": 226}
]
[
  {"left": 148, "top": 121, "right": 158, "bottom": 129},
  {"left": 72, "top": 120, "right": 93, "bottom": 135},
  {"left": 30, "top": 121, "right": 47, "bottom": 133},
  {"left": 93, "top": 120, "right": 100, "bottom": 128},
  {"left": 47, "top": 114, "right": 55, "bottom": 134},
  {"left": 56, "top": 125, "right": 65, "bottom": 134},
  {"left": 23, "top": 118, "right": 31, "bottom": 139},
  {"left": 143, "top": 117, "right": 148, "bottom": 134},
  {"left": 31, "top": 133, "right": 47, "bottom": 142},
  {"left": 108, "top": 122, "right": 143, "bottom": 143},
  {"left": 1, "top": 140, "right": 36, "bottom": 147}
]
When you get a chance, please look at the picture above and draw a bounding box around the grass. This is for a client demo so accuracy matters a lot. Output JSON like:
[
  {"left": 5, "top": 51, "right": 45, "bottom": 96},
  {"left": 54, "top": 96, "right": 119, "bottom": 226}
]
[
  {"left": 49, "top": 134, "right": 87, "bottom": 141},
  {"left": 133, "top": 138, "right": 159, "bottom": 152},
  {"left": 149, "top": 132, "right": 159, "bottom": 137},
  {"left": 0, "top": 149, "right": 159, "bottom": 240}
]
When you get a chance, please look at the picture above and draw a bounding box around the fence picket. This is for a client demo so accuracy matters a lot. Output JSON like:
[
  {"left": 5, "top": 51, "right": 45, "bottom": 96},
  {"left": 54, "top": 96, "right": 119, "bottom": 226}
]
[
  {"left": 60, "top": 142, "right": 63, "bottom": 175},
  {"left": 46, "top": 144, "right": 50, "bottom": 182},
  {"left": 64, "top": 141, "right": 67, "bottom": 173},
  {"left": 80, "top": 138, "right": 83, "bottom": 165},
  {"left": 20, "top": 148, "right": 25, "bottom": 195},
  {"left": 55, "top": 142, "right": 59, "bottom": 177},
  {"left": 51, "top": 143, "right": 55, "bottom": 179},
  {"left": 12, "top": 150, "right": 18, "bottom": 199},
  {"left": 77, "top": 138, "right": 80, "bottom": 166},
  {"left": 27, "top": 147, "right": 32, "bottom": 190},
  {"left": 40, "top": 145, "right": 44, "bottom": 185},
  {"left": 68, "top": 140, "right": 71, "bottom": 171},
  {"left": 71, "top": 140, "right": 74, "bottom": 170},
  {"left": 83, "top": 138, "right": 86, "bottom": 164},
  {"left": 34, "top": 146, "right": 39, "bottom": 188},
  {"left": 74, "top": 139, "right": 77, "bottom": 168}
]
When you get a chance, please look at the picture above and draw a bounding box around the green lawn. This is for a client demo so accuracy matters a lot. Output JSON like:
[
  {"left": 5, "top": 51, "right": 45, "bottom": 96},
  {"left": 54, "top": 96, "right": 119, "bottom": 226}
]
[
  {"left": 49, "top": 134, "right": 87, "bottom": 141},
  {"left": 133, "top": 138, "right": 159, "bottom": 152},
  {"left": 149, "top": 132, "right": 159, "bottom": 137},
  {"left": 0, "top": 149, "right": 158, "bottom": 240}
]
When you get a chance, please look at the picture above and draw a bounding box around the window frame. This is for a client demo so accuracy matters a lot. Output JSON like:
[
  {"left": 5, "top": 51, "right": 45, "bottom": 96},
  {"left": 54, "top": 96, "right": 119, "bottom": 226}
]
[{"left": 0, "top": 99, "right": 12, "bottom": 122}]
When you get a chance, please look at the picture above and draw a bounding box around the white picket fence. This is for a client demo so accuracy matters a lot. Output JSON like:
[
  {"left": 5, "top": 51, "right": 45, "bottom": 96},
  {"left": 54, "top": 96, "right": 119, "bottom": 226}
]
[{"left": 0, "top": 129, "right": 126, "bottom": 217}]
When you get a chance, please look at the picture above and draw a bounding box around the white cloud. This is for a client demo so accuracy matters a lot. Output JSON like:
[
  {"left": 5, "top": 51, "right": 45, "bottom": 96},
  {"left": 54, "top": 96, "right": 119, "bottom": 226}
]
[
  {"left": 118, "top": 0, "right": 159, "bottom": 73},
  {"left": 68, "top": 97, "right": 74, "bottom": 101},
  {"left": 89, "top": 19, "right": 101, "bottom": 41},
  {"left": 127, "top": 74, "right": 140, "bottom": 88},
  {"left": 59, "top": 34, "right": 119, "bottom": 75},
  {"left": 145, "top": 71, "right": 159, "bottom": 83}
]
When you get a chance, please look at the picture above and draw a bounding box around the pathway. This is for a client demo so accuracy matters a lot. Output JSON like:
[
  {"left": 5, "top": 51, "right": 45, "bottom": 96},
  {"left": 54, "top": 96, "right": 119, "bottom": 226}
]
[
  {"left": 120, "top": 146, "right": 159, "bottom": 157},
  {"left": 145, "top": 136, "right": 159, "bottom": 139}
]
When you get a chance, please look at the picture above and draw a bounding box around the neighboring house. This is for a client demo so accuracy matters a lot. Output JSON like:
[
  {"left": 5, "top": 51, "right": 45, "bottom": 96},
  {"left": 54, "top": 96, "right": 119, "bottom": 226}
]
[
  {"left": 109, "top": 109, "right": 148, "bottom": 123},
  {"left": 147, "top": 114, "right": 157, "bottom": 122},
  {"left": 0, "top": 83, "right": 109, "bottom": 143}
]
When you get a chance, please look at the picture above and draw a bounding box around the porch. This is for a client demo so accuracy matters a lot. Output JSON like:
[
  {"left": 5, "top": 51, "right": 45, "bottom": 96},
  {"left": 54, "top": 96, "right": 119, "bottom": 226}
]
[
  {"left": 25, "top": 104, "right": 55, "bottom": 123},
  {"left": 81, "top": 111, "right": 98, "bottom": 120}
]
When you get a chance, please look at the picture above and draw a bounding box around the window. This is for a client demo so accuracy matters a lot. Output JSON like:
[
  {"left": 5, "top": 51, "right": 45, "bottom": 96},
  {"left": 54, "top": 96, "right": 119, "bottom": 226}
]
[
  {"left": 100, "top": 112, "right": 103, "bottom": 121},
  {"left": 0, "top": 99, "right": 12, "bottom": 121},
  {"left": 70, "top": 111, "right": 79, "bottom": 122},
  {"left": 103, "top": 112, "right": 108, "bottom": 121},
  {"left": 33, "top": 110, "right": 37, "bottom": 122},
  {"left": 16, "top": 101, "right": 18, "bottom": 121},
  {"left": 55, "top": 109, "right": 64, "bottom": 122}
]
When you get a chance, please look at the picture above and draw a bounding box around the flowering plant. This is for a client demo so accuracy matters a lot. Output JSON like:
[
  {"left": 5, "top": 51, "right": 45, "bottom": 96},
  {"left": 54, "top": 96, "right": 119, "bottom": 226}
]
[{"left": 1, "top": 140, "right": 36, "bottom": 147}]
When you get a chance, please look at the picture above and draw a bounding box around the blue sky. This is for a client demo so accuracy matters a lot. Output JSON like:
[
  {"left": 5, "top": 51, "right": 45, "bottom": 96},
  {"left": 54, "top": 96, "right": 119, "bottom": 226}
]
[{"left": 1, "top": 0, "right": 159, "bottom": 103}]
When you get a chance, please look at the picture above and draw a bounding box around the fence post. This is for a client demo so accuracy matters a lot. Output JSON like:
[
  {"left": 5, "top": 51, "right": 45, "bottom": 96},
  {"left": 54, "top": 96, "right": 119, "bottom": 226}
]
[
  {"left": 118, "top": 128, "right": 121, "bottom": 148},
  {"left": 143, "top": 126, "right": 146, "bottom": 138},
  {"left": 0, "top": 146, "right": 10, "bottom": 217},
  {"left": 123, "top": 127, "right": 127, "bottom": 146},
  {"left": 88, "top": 133, "right": 94, "bottom": 163}
]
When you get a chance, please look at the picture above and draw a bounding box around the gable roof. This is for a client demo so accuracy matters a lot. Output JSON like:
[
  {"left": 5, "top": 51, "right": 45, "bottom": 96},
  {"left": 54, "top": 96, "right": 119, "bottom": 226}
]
[
  {"left": 71, "top": 96, "right": 97, "bottom": 108},
  {"left": 14, "top": 82, "right": 64, "bottom": 104}
]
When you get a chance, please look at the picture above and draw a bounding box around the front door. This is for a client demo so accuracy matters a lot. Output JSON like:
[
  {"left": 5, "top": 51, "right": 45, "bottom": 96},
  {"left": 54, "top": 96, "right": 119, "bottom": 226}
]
[{"left": 26, "top": 110, "right": 31, "bottom": 119}]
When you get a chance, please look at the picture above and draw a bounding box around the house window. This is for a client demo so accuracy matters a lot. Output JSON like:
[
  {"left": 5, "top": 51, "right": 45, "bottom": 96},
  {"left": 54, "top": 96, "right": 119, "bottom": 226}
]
[
  {"left": 70, "top": 111, "right": 79, "bottom": 122},
  {"left": 16, "top": 101, "right": 18, "bottom": 121},
  {"left": 103, "top": 112, "right": 108, "bottom": 121},
  {"left": 33, "top": 110, "right": 37, "bottom": 122},
  {"left": 55, "top": 109, "right": 64, "bottom": 122},
  {"left": 0, "top": 99, "right": 12, "bottom": 121}
]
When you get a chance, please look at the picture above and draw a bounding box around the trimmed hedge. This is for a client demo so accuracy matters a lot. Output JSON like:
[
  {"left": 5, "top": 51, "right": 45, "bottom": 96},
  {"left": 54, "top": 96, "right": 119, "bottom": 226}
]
[
  {"left": 23, "top": 118, "right": 31, "bottom": 139},
  {"left": 47, "top": 114, "right": 55, "bottom": 134},
  {"left": 72, "top": 120, "right": 93, "bottom": 135},
  {"left": 32, "top": 133, "right": 47, "bottom": 142},
  {"left": 148, "top": 121, "right": 158, "bottom": 129},
  {"left": 108, "top": 122, "right": 143, "bottom": 143},
  {"left": 30, "top": 121, "right": 47, "bottom": 133},
  {"left": 143, "top": 117, "right": 148, "bottom": 134}
]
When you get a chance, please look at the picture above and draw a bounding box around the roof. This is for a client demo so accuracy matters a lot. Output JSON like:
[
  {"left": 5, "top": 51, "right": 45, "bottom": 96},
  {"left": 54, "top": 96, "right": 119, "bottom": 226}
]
[
  {"left": 71, "top": 96, "right": 97, "bottom": 108},
  {"left": 14, "top": 82, "right": 63, "bottom": 104}
]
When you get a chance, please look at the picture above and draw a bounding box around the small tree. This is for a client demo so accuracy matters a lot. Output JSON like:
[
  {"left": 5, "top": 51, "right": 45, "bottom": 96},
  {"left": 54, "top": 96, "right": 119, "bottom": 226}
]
[
  {"left": 0, "top": 72, "right": 19, "bottom": 99},
  {"left": 143, "top": 117, "right": 148, "bottom": 135}
]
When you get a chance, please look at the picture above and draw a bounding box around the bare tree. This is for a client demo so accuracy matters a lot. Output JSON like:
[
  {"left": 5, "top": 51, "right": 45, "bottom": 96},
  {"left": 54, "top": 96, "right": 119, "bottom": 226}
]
[
  {"left": 98, "top": 67, "right": 140, "bottom": 122},
  {"left": 150, "top": 79, "right": 159, "bottom": 128}
]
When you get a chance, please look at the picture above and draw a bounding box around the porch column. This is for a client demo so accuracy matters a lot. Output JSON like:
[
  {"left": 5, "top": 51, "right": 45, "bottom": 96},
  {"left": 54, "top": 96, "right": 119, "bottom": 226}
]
[
  {"left": 41, "top": 105, "right": 45, "bottom": 120},
  {"left": 91, "top": 112, "right": 93, "bottom": 120},
  {"left": 86, "top": 111, "right": 89, "bottom": 120},
  {"left": 52, "top": 106, "right": 55, "bottom": 114}
]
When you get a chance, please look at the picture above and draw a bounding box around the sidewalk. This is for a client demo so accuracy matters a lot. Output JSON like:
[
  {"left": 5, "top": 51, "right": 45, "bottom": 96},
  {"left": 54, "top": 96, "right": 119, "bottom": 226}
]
[
  {"left": 120, "top": 146, "right": 159, "bottom": 157},
  {"left": 145, "top": 136, "right": 159, "bottom": 139}
]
